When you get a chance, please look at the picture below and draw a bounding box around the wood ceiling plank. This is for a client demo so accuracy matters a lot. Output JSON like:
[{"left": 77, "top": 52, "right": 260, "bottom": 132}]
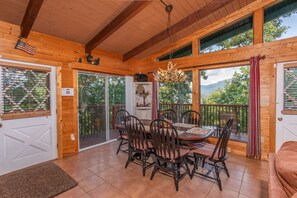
[
  {"left": 123, "top": 0, "right": 234, "bottom": 61},
  {"left": 85, "top": 0, "right": 151, "bottom": 53},
  {"left": 21, "top": 0, "right": 44, "bottom": 38}
]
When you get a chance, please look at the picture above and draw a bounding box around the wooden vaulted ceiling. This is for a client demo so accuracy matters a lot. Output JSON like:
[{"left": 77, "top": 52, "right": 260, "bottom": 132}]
[{"left": 0, "top": 0, "right": 255, "bottom": 60}]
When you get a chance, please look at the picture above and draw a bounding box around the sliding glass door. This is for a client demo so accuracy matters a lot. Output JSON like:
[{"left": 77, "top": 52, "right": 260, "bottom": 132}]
[{"left": 78, "top": 72, "right": 126, "bottom": 150}]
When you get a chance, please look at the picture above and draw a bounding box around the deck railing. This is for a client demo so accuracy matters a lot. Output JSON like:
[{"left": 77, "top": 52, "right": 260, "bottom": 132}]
[{"left": 81, "top": 103, "right": 248, "bottom": 139}]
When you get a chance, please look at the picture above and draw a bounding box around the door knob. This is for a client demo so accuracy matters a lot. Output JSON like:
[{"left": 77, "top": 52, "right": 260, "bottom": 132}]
[{"left": 277, "top": 117, "right": 283, "bottom": 121}]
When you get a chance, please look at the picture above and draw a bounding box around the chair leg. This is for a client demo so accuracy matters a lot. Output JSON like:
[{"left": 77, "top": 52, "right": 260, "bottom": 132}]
[
  {"left": 125, "top": 149, "right": 132, "bottom": 169},
  {"left": 214, "top": 163, "right": 222, "bottom": 191},
  {"left": 173, "top": 165, "right": 179, "bottom": 191},
  {"left": 222, "top": 161, "right": 230, "bottom": 177},
  {"left": 116, "top": 139, "right": 123, "bottom": 154},
  {"left": 150, "top": 165, "right": 158, "bottom": 180},
  {"left": 142, "top": 152, "right": 146, "bottom": 177},
  {"left": 184, "top": 159, "right": 191, "bottom": 178}
]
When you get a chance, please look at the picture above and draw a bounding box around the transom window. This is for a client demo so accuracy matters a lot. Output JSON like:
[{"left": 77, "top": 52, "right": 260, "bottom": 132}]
[
  {"left": 264, "top": 0, "right": 297, "bottom": 42},
  {"left": 157, "top": 43, "right": 192, "bottom": 61},
  {"left": 199, "top": 16, "right": 253, "bottom": 54}
]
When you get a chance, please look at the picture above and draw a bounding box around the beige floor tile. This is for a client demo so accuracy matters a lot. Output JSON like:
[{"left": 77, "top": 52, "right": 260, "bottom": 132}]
[
  {"left": 87, "top": 163, "right": 110, "bottom": 174},
  {"left": 240, "top": 181, "right": 269, "bottom": 198},
  {"left": 207, "top": 184, "right": 238, "bottom": 198},
  {"left": 70, "top": 168, "right": 96, "bottom": 182},
  {"left": 79, "top": 175, "right": 105, "bottom": 192},
  {"left": 55, "top": 186, "right": 85, "bottom": 198},
  {"left": 88, "top": 183, "right": 130, "bottom": 198}
]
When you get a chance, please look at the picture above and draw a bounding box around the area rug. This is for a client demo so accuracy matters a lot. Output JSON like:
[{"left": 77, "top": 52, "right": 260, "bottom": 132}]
[{"left": 0, "top": 162, "right": 78, "bottom": 198}]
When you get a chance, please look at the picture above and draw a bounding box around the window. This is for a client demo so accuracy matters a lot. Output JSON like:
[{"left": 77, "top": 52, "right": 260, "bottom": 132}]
[
  {"left": 159, "top": 71, "right": 192, "bottom": 116},
  {"left": 1, "top": 65, "right": 51, "bottom": 118},
  {"left": 264, "top": 0, "right": 297, "bottom": 42},
  {"left": 283, "top": 67, "right": 297, "bottom": 112},
  {"left": 157, "top": 43, "right": 192, "bottom": 61},
  {"left": 199, "top": 16, "right": 253, "bottom": 54},
  {"left": 200, "top": 66, "right": 250, "bottom": 142}
]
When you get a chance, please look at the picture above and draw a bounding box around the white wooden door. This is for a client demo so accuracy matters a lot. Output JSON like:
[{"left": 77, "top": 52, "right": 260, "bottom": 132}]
[
  {"left": 276, "top": 61, "right": 297, "bottom": 152},
  {"left": 0, "top": 61, "right": 57, "bottom": 175}
]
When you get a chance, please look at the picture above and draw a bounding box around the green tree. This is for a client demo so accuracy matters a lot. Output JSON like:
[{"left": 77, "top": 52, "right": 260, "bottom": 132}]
[
  {"left": 202, "top": 67, "right": 250, "bottom": 105},
  {"left": 159, "top": 71, "right": 192, "bottom": 104}
]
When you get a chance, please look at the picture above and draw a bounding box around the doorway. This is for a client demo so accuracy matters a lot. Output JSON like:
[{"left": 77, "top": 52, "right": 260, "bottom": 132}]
[
  {"left": 0, "top": 60, "right": 57, "bottom": 175},
  {"left": 78, "top": 72, "right": 125, "bottom": 150},
  {"left": 275, "top": 61, "right": 297, "bottom": 152}
]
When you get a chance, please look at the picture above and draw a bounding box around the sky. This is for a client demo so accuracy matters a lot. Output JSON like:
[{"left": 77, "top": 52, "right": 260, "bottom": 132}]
[{"left": 200, "top": 66, "right": 242, "bottom": 85}]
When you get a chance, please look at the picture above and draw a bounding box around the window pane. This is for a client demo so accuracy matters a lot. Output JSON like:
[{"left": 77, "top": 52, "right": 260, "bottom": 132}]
[
  {"left": 1, "top": 66, "right": 51, "bottom": 114},
  {"left": 157, "top": 44, "right": 192, "bottom": 61},
  {"left": 283, "top": 67, "right": 297, "bottom": 111},
  {"left": 200, "top": 16, "right": 253, "bottom": 54},
  {"left": 264, "top": 0, "right": 297, "bottom": 42},
  {"left": 159, "top": 71, "right": 192, "bottom": 117}
]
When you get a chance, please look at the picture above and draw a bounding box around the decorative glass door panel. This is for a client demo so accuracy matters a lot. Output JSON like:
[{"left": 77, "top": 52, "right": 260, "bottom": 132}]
[{"left": 78, "top": 72, "right": 106, "bottom": 149}]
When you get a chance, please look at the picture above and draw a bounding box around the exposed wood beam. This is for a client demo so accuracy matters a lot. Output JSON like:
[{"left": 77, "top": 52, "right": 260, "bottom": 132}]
[
  {"left": 21, "top": 0, "right": 44, "bottom": 38},
  {"left": 123, "top": 0, "right": 234, "bottom": 61},
  {"left": 85, "top": 0, "right": 151, "bottom": 53}
]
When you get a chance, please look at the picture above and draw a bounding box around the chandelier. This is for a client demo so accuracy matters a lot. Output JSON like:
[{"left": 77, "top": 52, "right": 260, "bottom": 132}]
[{"left": 153, "top": 0, "right": 187, "bottom": 83}]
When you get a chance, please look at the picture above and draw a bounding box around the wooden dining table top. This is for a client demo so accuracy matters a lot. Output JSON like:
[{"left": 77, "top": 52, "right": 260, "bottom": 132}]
[{"left": 116, "top": 122, "right": 214, "bottom": 142}]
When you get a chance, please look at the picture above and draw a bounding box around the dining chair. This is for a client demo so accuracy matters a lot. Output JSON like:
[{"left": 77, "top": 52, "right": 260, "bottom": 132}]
[
  {"left": 158, "top": 109, "right": 178, "bottom": 123},
  {"left": 115, "top": 109, "right": 130, "bottom": 154},
  {"left": 124, "top": 115, "right": 154, "bottom": 176},
  {"left": 190, "top": 119, "right": 234, "bottom": 191},
  {"left": 150, "top": 119, "right": 191, "bottom": 191},
  {"left": 216, "top": 111, "right": 238, "bottom": 136},
  {"left": 181, "top": 110, "right": 201, "bottom": 127}
]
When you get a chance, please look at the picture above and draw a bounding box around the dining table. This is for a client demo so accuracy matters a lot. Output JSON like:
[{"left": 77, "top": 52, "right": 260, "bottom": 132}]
[
  {"left": 115, "top": 121, "right": 214, "bottom": 143},
  {"left": 142, "top": 122, "right": 214, "bottom": 143}
]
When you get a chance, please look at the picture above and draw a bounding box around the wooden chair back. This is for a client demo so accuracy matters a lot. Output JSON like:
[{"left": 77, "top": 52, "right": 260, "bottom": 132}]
[
  {"left": 158, "top": 109, "right": 177, "bottom": 123},
  {"left": 150, "top": 119, "right": 181, "bottom": 160},
  {"left": 181, "top": 110, "right": 201, "bottom": 127},
  {"left": 210, "top": 119, "right": 233, "bottom": 161},
  {"left": 125, "top": 115, "right": 148, "bottom": 150}
]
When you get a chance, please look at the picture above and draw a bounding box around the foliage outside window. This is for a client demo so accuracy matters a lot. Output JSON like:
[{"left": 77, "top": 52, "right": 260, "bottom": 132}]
[
  {"left": 199, "top": 16, "right": 253, "bottom": 54},
  {"left": 201, "top": 66, "right": 250, "bottom": 105},
  {"left": 159, "top": 71, "right": 192, "bottom": 117},
  {"left": 264, "top": 0, "right": 297, "bottom": 43},
  {"left": 157, "top": 44, "right": 192, "bottom": 61},
  {"left": 1, "top": 66, "right": 51, "bottom": 116}
]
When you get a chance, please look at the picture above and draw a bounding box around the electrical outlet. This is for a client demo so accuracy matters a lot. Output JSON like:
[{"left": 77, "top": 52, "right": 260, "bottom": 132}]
[
  {"left": 227, "top": 147, "right": 232, "bottom": 153},
  {"left": 70, "top": 134, "right": 75, "bottom": 141}
]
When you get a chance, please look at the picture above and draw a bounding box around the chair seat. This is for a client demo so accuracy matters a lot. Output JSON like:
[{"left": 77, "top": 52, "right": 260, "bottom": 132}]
[
  {"left": 190, "top": 143, "right": 220, "bottom": 160},
  {"left": 157, "top": 148, "right": 189, "bottom": 162}
]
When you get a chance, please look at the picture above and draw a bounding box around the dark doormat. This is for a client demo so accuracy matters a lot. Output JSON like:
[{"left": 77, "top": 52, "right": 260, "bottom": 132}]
[{"left": 0, "top": 162, "right": 78, "bottom": 198}]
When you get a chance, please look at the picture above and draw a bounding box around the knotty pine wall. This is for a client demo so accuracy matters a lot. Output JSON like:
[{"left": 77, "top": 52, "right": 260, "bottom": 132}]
[
  {"left": 136, "top": 0, "right": 297, "bottom": 160},
  {"left": 0, "top": 21, "right": 138, "bottom": 157}
]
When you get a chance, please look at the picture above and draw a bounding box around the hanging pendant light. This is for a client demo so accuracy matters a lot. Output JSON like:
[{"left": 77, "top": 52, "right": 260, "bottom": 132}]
[{"left": 153, "top": 0, "right": 187, "bottom": 83}]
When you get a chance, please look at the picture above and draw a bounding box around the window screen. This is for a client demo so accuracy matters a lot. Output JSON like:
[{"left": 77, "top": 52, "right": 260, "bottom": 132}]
[
  {"left": 283, "top": 67, "right": 297, "bottom": 111},
  {"left": 1, "top": 66, "right": 51, "bottom": 115}
]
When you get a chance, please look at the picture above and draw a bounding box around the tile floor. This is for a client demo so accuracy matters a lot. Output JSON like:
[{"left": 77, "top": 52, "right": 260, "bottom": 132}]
[{"left": 55, "top": 141, "right": 268, "bottom": 198}]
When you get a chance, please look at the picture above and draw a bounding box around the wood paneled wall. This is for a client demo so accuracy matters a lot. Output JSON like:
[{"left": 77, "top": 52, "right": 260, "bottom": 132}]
[
  {"left": 0, "top": 21, "right": 138, "bottom": 157},
  {"left": 137, "top": 0, "right": 297, "bottom": 160}
]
